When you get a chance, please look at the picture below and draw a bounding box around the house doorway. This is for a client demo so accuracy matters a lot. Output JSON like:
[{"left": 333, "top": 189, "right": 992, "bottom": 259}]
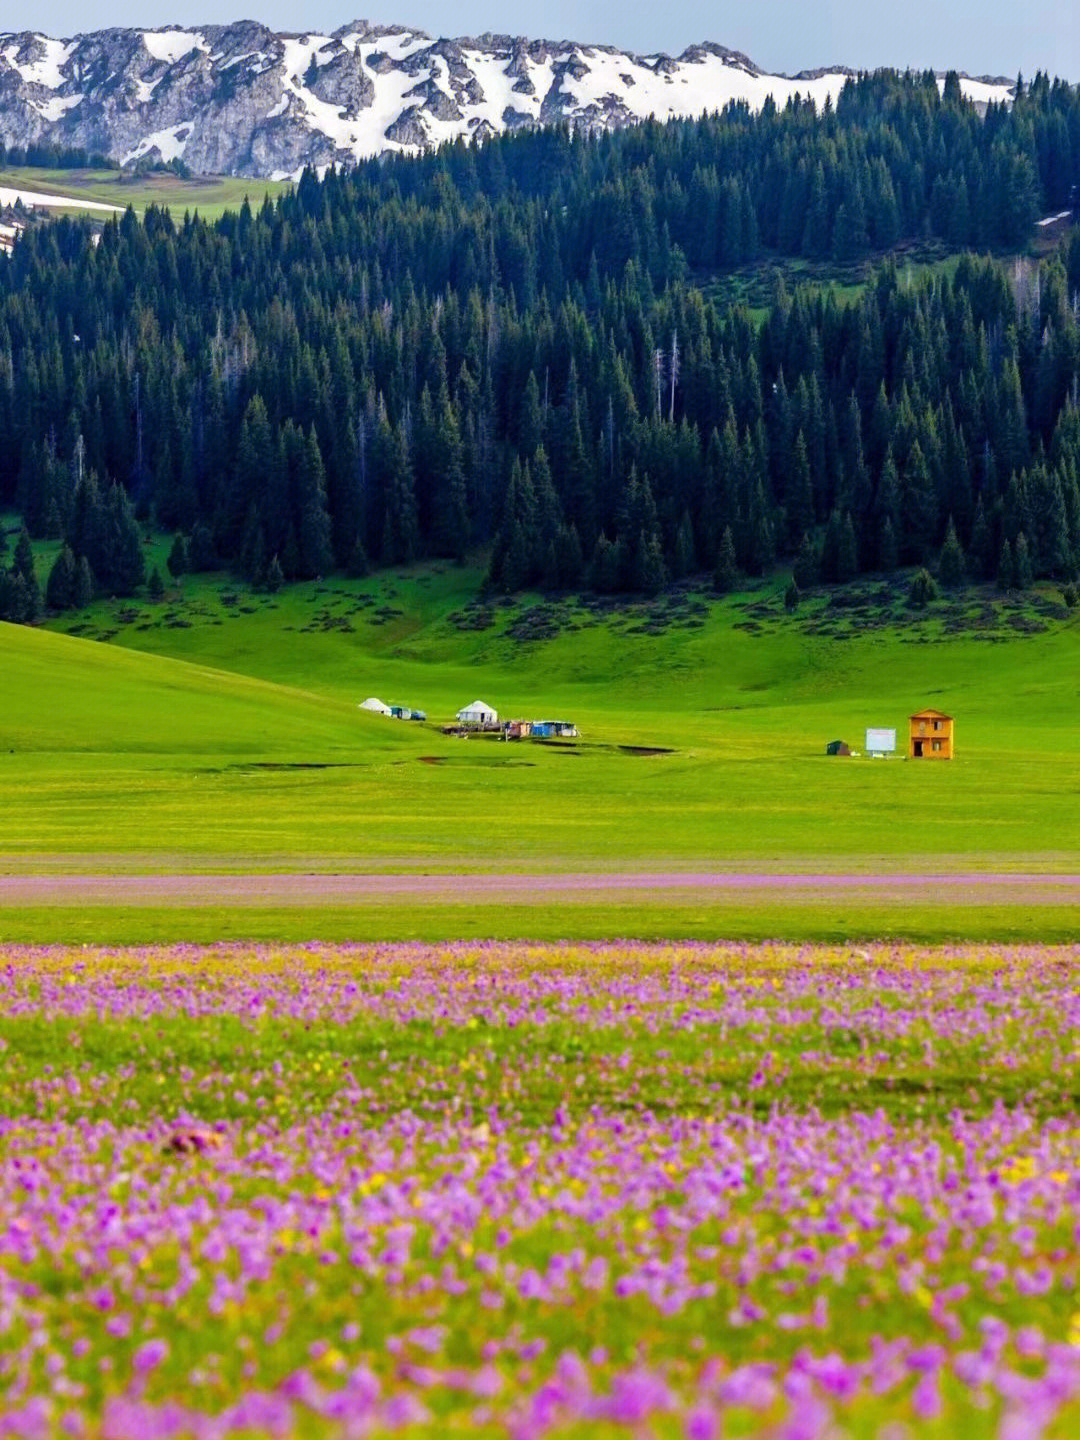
[{"left": 913, "top": 740, "right": 924, "bottom": 757}]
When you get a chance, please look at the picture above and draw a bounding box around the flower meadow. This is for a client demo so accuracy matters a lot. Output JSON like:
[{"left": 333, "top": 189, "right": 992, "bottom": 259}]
[{"left": 2, "top": 942, "right": 1080, "bottom": 1439}]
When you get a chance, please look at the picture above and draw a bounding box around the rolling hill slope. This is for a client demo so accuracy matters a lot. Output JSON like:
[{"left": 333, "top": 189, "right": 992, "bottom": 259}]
[{"left": 6, "top": 567, "right": 1080, "bottom": 940}]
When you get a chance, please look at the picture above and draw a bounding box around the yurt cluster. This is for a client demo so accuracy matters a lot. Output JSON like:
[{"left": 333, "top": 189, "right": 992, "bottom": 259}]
[
  {"left": 450, "top": 702, "right": 579, "bottom": 740},
  {"left": 358, "top": 697, "right": 578, "bottom": 741}
]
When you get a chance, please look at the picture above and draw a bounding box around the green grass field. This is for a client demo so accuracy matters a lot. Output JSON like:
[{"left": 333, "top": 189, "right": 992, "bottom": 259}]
[
  {"left": 3, "top": 523, "right": 1080, "bottom": 941},
  {"left": 0, "top": 166, "right": 292, "bottom": 221}
]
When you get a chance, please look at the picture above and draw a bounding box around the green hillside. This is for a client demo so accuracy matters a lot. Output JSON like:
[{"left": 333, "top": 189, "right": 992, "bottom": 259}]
[
  {"left": 3, "top": 565, "right": 1080, "bottom": 941},
  {"left": 0, "top": 165, "right": 291, "bottom": 221}
]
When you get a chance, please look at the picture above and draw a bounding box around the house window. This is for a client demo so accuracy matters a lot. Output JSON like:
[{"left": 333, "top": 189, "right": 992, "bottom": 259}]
[
  {"left": 918, "top": 722, "right": 926, "bottom": 735},
  {"left": 932, "top": 740, "right": 941, "bottom": 752},
  {"left": 933, "top": 720, "right": 940, "bottom": 731}
]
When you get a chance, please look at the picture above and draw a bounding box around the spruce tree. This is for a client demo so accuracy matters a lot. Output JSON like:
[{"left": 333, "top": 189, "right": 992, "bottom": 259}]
[
  {"left": 1014, "top": 531, "right": 1034, "bottom": 588},
  {"left": 908, "top": 568, "right": 938, "bottom": 608},
  {"left": 189, "top": 523, "right": 216, "bottom": 573},
  {"left": 431, "top": 390, "right": 469, "bottom": 560},
  {"left": 672, "top": 511, "right": 695, "bottom": 578},
  {"left": 73, "top": 556, "right": 94, "bottom": 609},
  {"left": 346, "top": 536, "right": 369, "bottom": 579},
  {"left": 787, "top": 432, "right": 814, "bottom": 546},
  {"left": 297, "top": 427, "right": 334, "bottom": 579},
  {"left": 879, "top": 516, "right": 899, "bottom": 573},
  {"left": 167, "top": 533, "right": 190, "bottom": 578},
  {"left": 792, "top": 532, "right": 818, "bottom": 589},
  {"left": 46, "top": 545, "right": 76, "bottom": 610},
  {"left": 265, "top": 554, "right": 284, "bottom": 593},
  {"left": 13, "top": 528, "right": 35, "bottom": 586},
  {"left": 147, "top": 567, "right": 165, "bottom": 600},
  {"left": 998, "top": 538, "right": 1015, "bottom": 590},
  {"left": 556, "top": 524, "right": 584, "bottom": 588},
  {"left": 938, "top": 518, "right": 966, "bottom": 587},
  {"left": 2, "top": 572, "right": 29, "bottom": 622},
  {"left": 239, "top": 505, "right": 267, "bottom": 586},
  {"left": 640, "top": 534, "right": 667, "bottom": 597},
  {"left": 838, "top": 513, "right": 858, "bottom": 583},
  {"left": 969, "top": 499, "right": 993, "bottom": 580},
  {"left": 821, "top": 510, "right": 842, "bottom": 584},
  {"left": 107, "top": 483, "right": 145, "bottom": 595},
  {"left": 713, "top": 525, "right": 738, "bottom": 593},
  {"left": 13, "top": 530, "right": 42, "bottom": 619}
]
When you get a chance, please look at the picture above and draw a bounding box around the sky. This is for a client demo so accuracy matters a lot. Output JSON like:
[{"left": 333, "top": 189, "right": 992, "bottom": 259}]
[{"left": 13, "top": 2, "right": 1080, "bottom": 82}]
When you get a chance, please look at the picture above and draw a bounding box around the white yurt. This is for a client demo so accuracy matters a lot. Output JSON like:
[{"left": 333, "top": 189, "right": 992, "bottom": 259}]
[
  {"left": 456, "top": 700, "right": 498, "bottom": 725},
  {"left": 358, "top": 697, "right": 392, "bottom": 714}
]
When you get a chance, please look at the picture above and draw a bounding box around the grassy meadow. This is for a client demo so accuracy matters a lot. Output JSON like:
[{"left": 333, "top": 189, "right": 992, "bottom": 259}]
[
  {"left": 0, "top": 165, "right": 292, "bottom": 221},
  {"left": 3, "top": 522, "right": 1080, "bottom": 941}
]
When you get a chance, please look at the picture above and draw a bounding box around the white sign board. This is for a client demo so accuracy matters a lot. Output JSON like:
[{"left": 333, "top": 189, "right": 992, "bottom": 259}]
[{"left": 865, "top": 727, "right": 897, "bottom": 754}]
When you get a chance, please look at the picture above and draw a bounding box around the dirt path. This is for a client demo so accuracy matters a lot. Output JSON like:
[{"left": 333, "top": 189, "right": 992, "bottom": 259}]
[{"left": 2, "top": 870, "right": 1079, "bottom": 907}]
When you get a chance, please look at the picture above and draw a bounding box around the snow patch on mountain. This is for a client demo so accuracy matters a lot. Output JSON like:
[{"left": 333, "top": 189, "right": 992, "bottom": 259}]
[{"left": 141, "top": 30, "right": 208, "bottom": 65}]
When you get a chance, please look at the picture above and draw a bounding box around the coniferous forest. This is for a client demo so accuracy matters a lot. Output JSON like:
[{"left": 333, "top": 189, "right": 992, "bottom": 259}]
[{"left": 3, "top": 69, "right": 1080, "bottom": 620}]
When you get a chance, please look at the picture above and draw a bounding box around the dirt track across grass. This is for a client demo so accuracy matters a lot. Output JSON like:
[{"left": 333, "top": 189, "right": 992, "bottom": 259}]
[{"left": 3, "top": 870, "right": 1080, "bottom": 907}]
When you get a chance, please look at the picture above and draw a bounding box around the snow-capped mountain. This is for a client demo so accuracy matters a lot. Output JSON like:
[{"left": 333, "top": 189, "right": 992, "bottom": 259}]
[{"left": 0, "top": 21, "right": 1016, "bottom": 179}]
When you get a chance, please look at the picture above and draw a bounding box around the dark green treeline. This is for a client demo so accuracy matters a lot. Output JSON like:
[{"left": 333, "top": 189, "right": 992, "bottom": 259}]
[{"left": 2, "top": 68, "right": 1080, "bottom": 616}]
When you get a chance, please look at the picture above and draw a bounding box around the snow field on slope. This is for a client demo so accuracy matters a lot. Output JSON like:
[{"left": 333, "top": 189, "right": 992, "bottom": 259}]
[{"left": 0, "top": 185, "right": 121, "bottom": 213}]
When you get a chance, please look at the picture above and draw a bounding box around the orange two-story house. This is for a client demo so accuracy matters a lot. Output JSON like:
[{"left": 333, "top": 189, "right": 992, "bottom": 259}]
[{"left": 909, "top": 709, "right": 954, "bottom": 759}]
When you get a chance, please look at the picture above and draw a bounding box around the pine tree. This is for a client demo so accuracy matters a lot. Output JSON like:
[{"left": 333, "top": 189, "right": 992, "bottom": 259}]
[
  {"left": 1014, "top": 531, "right": 1034, "bottom": 588},
  {"left": 998, "top": 538, "right": 1015, "bottom": 590},
  {"left": 297, "top": 426, "right": 334, "bottom": 579},
  {"left": 908, "top": 568, "right": 938, "bottom": 608},
  {"left": 431, "top": 388, "right": 470, "bottom": 560},
  {"left": 838, "top": 513, "right": 858, "bottom": 583},
  {"left": 265, "top": 554, "right": 284, "bottom": 593},
  {"left": 46, "top": 544, "right": 76, "bottom": 610},
  {"left": 73, "top": 556, "right": 94, "bottom": 609},
  {"left": 1, "top": 572, "right": 29, "bottom": 623},
  {"left": 346, "top": 537, "right": 369, "bottom": 579},
  {"left": 820, "top": 510, "right": 842, "bottom": 584},
  {"left": 229, "top": 395, "right": 274, "bottom": 550},
  {"left": 13, "top": 528, "right": 35, "bottom": 586},
  {"left": 640, "top": 534, "right": 667, "bottom": 596},
  {"left": 969, "top": 498, "right": 994, "bottom": 580},
  {"left": 239, "top": 505, "right": 267, "bottom": 586},
  {"left": 672, "top": 511, "right": 696, "bottom": 578},
  {"left": 591, "top": 534, "right": 621, "bottom": 594},
  {"left": 13, "top": 528, "right": 42, "bottom": 618},
  {"left": 556, "top": 524, "right": 584, "bottom": 588},
  {"left": 714, "top": 525, "right": 738, "bottom": 594},
  {"left": 938, "top": 518, "right": 966, "bottom": 587},
  {"left": 106, "top": 483, "right": 145, "bottom": 595},
  {"left": 787, "top": 431, "right": 814, "bottom": 546},
  {"left": 147, "top": 566, "right": 165, "bottom": 600},
  {"left": 879, "top": 516, "right": 898, "bottom": 573},
  {"left": 792, "top": 532, "right": 818, "bottom": 589},
  {"left": 189, "top": 523, "right": 216, "bottom": 573},
  {"left": 167, "top": 533, "right": 190, "bottom": 578},
  {"left": 784, "top": 578, "right": 800, "bottom": 612},
  {"left": 899, "top": 440, "right": 938, "bottom": 565}
]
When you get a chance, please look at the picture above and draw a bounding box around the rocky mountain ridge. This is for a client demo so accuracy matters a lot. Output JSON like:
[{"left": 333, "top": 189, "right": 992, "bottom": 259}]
[{"left": 0, "top": 20, "right": 1015, "bottom": 179}]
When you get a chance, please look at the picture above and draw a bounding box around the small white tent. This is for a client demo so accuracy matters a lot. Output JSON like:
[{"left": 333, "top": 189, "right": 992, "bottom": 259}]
[
  {"left": 359, "top": 697, "right": 392, "bottom": 715},
  {"left": 457, "top": 700, "right": 498, "bottom": 725}
]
